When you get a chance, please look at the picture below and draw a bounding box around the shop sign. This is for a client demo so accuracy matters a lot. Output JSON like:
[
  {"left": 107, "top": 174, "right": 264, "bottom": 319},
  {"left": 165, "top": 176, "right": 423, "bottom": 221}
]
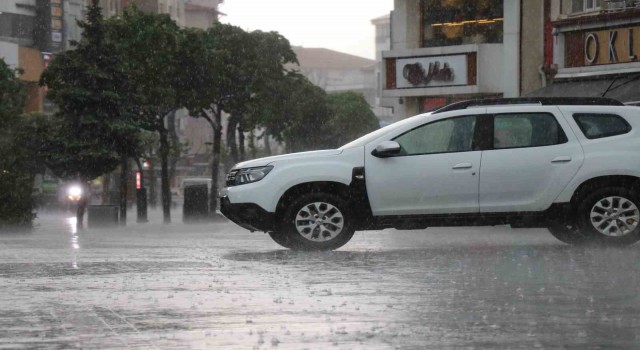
[
  {"left": 584, "top": 27, "right": 640, "bottom": 66},
  {"left": 395, "top": 55, "right": 467, "bottom": 89}
]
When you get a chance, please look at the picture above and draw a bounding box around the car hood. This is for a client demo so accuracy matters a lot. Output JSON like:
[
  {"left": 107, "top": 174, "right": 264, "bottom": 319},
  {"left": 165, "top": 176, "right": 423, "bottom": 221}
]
[{"left": 233, "top": 149, "right": 343, "bottom": 169}]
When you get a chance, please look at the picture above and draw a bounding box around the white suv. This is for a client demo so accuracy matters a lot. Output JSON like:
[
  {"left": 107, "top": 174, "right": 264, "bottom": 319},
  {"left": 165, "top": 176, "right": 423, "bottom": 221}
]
[{"left": 220, "top": 98, "right": 640, "bottom": 250}]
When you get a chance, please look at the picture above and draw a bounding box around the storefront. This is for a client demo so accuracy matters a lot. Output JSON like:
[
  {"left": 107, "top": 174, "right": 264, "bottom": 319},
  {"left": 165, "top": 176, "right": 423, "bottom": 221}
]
[
  {"left": 530, "top": 9, "right": 640, "bottom": 104},
  {"left": 382, "top": 0, "right": 520, "bottom": 118}
]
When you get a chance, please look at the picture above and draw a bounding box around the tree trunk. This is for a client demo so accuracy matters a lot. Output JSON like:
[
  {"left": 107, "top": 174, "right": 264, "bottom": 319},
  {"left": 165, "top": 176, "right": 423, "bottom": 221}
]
[
  {"left": 238, "top": 123, "right": 246, "bottom": 161},
  {"left": 226, "top": 115, "right": 239, "bottom": 165},
  {"left": 263, "top": 128, "right": 272, "bottom": 155},
  {"left": 168, "top": 110, "right": 179, "bottom": 182},
  {"left": 210, "top": 106, "right": 223, "bottom": 215},
  {"left": 159, "top": 124, "right": 171, "bottom": 223},
  {"left": 248, "top": 129, "right": 257, "bottom": 159},
  {"left": 102, "top": 174, "right": 110, "bottom": 205},
  {"left": 119, "top": 155, "right": 128, "bottom": 225},
  {"left": 148, "top": 147, "right": 157, "bottom": 209}
]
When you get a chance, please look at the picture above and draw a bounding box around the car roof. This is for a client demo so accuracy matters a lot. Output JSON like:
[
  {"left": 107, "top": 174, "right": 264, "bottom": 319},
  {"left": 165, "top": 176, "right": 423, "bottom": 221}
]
[{"left": 433, "top": 97, "right": 624, "bottom": 114}]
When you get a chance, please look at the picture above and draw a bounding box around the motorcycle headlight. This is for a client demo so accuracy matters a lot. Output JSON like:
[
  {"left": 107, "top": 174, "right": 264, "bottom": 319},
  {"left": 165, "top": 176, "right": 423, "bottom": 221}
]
[
  {"left": 226, "top": 166, "right": 273, "bottom": 186},
  {"left": 68, "top": 185, "right": 82, "bottom": 197}
]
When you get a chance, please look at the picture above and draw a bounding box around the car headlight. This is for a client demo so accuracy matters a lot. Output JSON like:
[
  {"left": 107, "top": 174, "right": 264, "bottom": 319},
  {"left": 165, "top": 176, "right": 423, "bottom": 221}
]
[{"left": 226, "top": 166, "right": 273, "bottom": 186}]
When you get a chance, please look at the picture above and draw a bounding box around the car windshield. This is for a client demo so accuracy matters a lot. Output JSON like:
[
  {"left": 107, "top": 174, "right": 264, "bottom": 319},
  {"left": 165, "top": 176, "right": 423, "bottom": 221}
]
[{"left": 339, "top": 113, "right": 431, "bottom": 149}]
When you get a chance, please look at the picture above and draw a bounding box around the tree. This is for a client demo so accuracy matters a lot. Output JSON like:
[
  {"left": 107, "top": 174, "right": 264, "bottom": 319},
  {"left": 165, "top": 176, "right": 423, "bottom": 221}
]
[
  {"left": 40, "top": 0, "right": 141, "bottom": 224},
  {"left": 225, "top": 30, "right": 298, "bottom": 164},
  {"left": 106, "top": 7, "right": 183, "bottom": 223},
  {"left": 0, "top": 59, "right": 37, "bottom": 228},
  {"left": 326, "top": 92, "right": 380, "bottom": 147}
]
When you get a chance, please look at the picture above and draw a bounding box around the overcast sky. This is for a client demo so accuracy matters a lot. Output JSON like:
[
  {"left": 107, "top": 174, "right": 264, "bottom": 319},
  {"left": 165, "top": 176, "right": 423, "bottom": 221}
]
[{"left": 219, "top": 0, "right": 393, "bottom": 59}]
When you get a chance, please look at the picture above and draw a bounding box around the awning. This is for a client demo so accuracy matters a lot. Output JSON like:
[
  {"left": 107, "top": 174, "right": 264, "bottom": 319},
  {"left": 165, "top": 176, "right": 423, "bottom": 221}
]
[{"left": 527, "top": 74, "right": 640, "bottom": 104}]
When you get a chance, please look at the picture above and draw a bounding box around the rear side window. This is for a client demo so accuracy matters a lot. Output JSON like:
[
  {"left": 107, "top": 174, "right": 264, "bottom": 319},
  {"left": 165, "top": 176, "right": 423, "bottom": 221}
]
[
  {"left": 573, "top": 113, "right": 631, "bottom": 139},
  {"left": 493, "top": 113, "right": 567, "bottom": 149}
]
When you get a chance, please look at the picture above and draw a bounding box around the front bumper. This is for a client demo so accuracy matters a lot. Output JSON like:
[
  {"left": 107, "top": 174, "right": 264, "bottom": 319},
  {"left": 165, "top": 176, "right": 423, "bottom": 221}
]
[{"left": 219, "top": 196, "right": 277, "bottom": 232}]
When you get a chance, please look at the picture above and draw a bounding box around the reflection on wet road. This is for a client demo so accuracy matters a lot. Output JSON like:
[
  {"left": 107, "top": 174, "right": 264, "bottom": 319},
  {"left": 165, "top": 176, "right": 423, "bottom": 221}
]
[{"left": 1, "top": 212, "right": 639, "bottom": 349}]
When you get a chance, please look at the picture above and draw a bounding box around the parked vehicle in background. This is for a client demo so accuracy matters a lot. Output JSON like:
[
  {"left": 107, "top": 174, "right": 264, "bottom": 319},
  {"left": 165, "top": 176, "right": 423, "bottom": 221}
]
[{"left": 220, "top": 98, "right": 640, "bottom": 250}]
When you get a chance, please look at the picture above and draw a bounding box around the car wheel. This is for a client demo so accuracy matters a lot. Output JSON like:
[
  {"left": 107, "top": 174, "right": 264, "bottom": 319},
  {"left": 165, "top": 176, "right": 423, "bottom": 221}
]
[
  {"left": 547, "top": 221, "right": 587, "bottom": 245},
  {"left": 281, "top": 192, "right": 355, "bottom": 251},
  {"left": 576, "top": 187, "right": 640, "bottom": 246},
  {"left": 268, "top": 232, "right": 296, "bottom": 249}
]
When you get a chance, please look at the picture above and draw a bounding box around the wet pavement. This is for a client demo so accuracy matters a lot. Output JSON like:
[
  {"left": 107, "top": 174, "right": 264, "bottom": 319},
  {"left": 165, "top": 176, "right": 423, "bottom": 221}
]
[{"left": 1, "top": 210, "right": 640, "bottom": 349}]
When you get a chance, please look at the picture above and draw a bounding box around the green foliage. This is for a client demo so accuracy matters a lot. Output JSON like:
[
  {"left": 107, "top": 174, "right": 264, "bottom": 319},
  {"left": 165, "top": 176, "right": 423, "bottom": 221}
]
[
  {"left": 0, "top": 59, "right": 35, "bottom": 228},
  {"left": 248, "top": 75, "right": 380, "bottom": 152},
  {"left": 106, "top": 6, "right": 182, "bottom": 126},
  {"left": 279, "top": 75, "right": 335, "bottom": 152},
  {"left": 39, "top": 0, "right": 138, "bottom": 181},
  {"left": 326, "top": 92, "right": 380, "bottom": 147}
]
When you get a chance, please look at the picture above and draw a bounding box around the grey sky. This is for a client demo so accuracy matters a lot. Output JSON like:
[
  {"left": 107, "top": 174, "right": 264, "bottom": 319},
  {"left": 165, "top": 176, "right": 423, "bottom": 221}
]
[{"left": 220, "top": 0, "right": 393, "bottom": 59}]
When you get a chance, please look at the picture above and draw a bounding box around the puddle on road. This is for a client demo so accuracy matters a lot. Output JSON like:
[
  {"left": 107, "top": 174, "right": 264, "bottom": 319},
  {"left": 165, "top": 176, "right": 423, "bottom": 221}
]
[{"left": 0, "top": 261, "right": 211, "bottom": 278}]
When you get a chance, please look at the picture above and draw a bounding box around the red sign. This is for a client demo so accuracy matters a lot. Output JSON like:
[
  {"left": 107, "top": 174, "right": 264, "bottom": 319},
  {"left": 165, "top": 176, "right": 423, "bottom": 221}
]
[{"left": 136, "top": 172, "right": 141, "bottom": 189}]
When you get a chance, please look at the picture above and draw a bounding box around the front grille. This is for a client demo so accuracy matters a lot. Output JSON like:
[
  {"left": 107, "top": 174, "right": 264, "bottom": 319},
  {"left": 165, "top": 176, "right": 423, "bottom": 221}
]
[{"left": 226, "top": 169, "right": 240, "bottom": 187}]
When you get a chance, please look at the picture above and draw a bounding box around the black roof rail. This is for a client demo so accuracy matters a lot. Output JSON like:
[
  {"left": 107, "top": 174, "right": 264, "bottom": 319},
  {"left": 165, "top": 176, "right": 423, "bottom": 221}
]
[{"left": 432, "top": 97, "right": 624, "bottom": 114}]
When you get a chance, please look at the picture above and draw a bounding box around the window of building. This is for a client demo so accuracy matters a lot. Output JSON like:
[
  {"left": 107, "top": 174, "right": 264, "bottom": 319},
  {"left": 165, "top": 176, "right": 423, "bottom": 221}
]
[
  {"left": 421, "top": 0, "right": 503, "bottom": 48},
  {"left": 571, "top": 0, "right": 603, "bottom": 13},
  {"left": 493, "top": 113, "right": 567, "bottom": 149},
  {"left": 394, "top": 116, "right": 477, "bottom": 155},
  {"left": 573, "top": 113, "right": 631, "bottom": 139}
]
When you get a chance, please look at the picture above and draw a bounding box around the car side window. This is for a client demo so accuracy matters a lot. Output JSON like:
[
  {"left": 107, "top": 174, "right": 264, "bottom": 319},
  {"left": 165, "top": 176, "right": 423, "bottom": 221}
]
[
  {"left": 493, "top": 113, "right": 567, "bottom": 149},
  {"left": 393, "top": 116, "right": 476, "bottom": 156},
  {"left": 573, "top": 113, "right": 631, "bottom": 139}
]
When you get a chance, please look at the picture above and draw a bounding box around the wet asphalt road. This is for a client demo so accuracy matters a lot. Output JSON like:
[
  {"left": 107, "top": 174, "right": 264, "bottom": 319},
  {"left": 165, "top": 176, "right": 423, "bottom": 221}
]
[{"left": 1, "top": 211, "right": 640, "bottom": 349}]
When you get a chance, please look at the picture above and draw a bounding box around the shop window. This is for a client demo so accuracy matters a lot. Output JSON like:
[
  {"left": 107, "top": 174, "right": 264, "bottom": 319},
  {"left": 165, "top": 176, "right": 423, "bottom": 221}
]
[{"left": 421, "top": 0, "right": 503, "bottom": 48}]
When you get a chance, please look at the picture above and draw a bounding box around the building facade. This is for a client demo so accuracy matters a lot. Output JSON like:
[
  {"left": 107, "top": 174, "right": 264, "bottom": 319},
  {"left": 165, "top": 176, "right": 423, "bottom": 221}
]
[
  {"left": 530, "top": 0, "right": 640, "bottom": 104},
  {"left": 292, "top": 47, "right": 377, "bottom": 106},
  {"left": 371, "top": 14, "right": 395, "bottom": 122},
  {"left": 381, "top": 0, "right": 527, "bottom": 118}
]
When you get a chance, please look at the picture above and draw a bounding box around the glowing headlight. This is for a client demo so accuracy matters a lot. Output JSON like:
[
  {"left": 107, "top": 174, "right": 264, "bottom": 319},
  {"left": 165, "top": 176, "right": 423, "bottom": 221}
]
[
  {"left": 68, "top": 185, "right": 82, "bottom": 197},
  {"left": 226, "top": 166, "right": 273, "bottom": 186}
]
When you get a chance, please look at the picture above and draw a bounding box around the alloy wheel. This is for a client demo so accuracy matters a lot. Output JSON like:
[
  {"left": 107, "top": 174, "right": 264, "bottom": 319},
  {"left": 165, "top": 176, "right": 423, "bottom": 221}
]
[
  {"left": 590, "top": 196, "right": 640, "bottom": 237},
  {"left": 294, "top": 202, "right": 344, "bottom": 242}
]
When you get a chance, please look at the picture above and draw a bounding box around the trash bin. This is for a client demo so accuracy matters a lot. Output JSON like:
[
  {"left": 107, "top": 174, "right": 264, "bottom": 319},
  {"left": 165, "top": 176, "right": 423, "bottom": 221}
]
[
  {"left": 183, "top": 184, "right": 209, "bottom": 222},
  {"left": 136, "top": 188, "right": 148, "bottom": 223},
  {"left": 87, "top": 205, "right": 119, "bottom": 228}
]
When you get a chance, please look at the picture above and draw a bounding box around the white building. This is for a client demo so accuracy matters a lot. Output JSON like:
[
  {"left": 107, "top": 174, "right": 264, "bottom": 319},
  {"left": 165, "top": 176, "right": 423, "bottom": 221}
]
[
  {"left": 382, "top": 0, "right": 521, "bottom": 118},
  {"left": 371, "top": 14, "right": 395, "bottom": 122}
]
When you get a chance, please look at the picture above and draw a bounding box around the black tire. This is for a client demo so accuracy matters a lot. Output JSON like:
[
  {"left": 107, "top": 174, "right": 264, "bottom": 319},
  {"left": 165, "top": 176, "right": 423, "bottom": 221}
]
[
  {"left": 268, "top": 232, "right": 295, "bottom": 249},
  {"left": 575, "top": 187, "right": 640, "bottom": 246},
  {"left": 280, "top": 192, "right": 355, "bottom": 251},
  {"left": 547, "top": 221, "right": 587, "bottom": 245}
]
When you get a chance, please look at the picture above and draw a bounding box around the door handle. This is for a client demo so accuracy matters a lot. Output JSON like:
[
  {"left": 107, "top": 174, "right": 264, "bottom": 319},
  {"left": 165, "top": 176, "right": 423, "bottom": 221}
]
[
  {"left": 551, "top": 156, "right": 572, "bottom": 163},
  {"left": 452, "top": 162, "right": 473, "bottom": 169}
]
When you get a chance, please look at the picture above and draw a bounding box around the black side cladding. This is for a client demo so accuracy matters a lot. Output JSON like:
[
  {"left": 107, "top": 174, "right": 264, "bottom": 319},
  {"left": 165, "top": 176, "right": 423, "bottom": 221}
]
[{"left": 348, "top": 167, "right": 375, "bottom": 230}]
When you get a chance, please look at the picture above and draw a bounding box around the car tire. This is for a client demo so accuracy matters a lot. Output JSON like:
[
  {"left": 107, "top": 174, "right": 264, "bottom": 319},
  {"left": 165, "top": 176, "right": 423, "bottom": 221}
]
[
  {"left": 281, "top": 192, "right": 355, "bottom": 251},
  {"left": 547, "top": 221, "right": 587, "bottom": 245},
  {"left": 575, "top": 187, "right": 640, "bottom": 246},
  {"left": 268, "top": 232, "right": 296, "bottom": 249}
]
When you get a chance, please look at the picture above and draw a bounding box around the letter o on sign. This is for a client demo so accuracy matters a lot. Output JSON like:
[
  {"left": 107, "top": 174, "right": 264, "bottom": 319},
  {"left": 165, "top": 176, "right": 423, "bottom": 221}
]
[{"left": 585, "top": 33, "right": 599, "bottom": 64}]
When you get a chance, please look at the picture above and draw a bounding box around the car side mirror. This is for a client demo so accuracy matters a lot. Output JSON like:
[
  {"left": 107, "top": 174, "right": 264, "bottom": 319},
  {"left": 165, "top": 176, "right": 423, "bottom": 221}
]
[{"left": 372, "top": 141, "right": 401, "bottom": 158}]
